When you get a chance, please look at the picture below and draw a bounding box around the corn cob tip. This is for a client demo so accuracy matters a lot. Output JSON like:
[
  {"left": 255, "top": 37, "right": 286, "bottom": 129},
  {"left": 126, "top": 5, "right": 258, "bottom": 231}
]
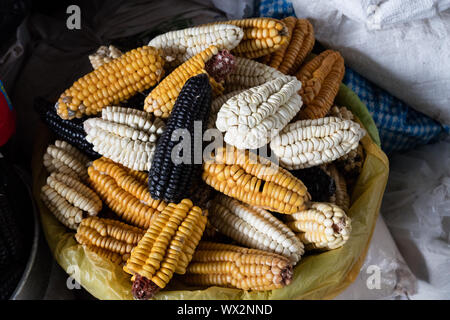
[
  {"left": 204, "top": 49, "right": 236, "bottom": 82},
  {"left": 281, "top": 264, "right": 293, "bottom": 286},
  {"left": 131, "top": 274, "right": 161, "bottom": 300}
]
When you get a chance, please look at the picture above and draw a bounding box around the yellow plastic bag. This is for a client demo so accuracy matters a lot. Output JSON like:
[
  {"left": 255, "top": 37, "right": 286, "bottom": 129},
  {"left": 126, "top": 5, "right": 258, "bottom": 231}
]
[{"left": 32, "top": 83, "right": 389, "bottom": 300}]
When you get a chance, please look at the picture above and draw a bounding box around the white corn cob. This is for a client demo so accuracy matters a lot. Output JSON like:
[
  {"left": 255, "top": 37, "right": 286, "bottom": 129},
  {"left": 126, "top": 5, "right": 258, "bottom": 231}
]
[
  {"left": 286, "top": 202, "right": 351, "bottom": 250},
  {"left": 148, "top": 24, "right": 244, "bottom": 68},
  {"left": 84, "top": 106, "right": 165, "bottom": 171},
  {"left": 89, "top": 45, "right": 123, "bottom": 70},
  {"left": 40, "top": 185, "right": 83, "bottom": 230},
  {"left": 270, "top": 117, "right": 366, "bottom": 169},
  {"left": 216, "top": 75, "right": 302, "bottom": 149},
  {"left": 46, "top": 172, "right": 102, "bottom": 216},
  {"left": 208, "top": 195, "right": 304, "bottom": 264},
  {"left": 44, "top": 140, "right": 90, "bottom": 182},
  {"left": 224, "top": 57, "right": 284, "bottom": 93},
  {"left": 207, "top": 89, "right": 243, "bottom": 129},
  {"left": 43, "top": 152, "right": 81, "bottom": 179}
]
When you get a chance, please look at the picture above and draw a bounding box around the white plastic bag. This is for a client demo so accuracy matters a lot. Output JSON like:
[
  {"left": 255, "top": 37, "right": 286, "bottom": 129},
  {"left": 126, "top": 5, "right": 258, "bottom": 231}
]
[
  {"left": 381, "top": 137, "right": 450, "bottom": 299},
  {"left": 291, "top": 0, "right": 450, "bottom": 125}
]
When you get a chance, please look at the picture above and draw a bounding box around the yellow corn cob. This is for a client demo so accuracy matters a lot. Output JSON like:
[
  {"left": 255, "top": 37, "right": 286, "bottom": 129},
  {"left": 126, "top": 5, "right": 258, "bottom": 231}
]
[
  {"left": 43, "top": 140, "right": 90, "bottom": 182},
  {"left": 208, "top": 194, "right": 304, "bottom": 263},
  {"left": 75, "top": 217, "right": 145, "bottom": 263},
  {"left": 224, "top": 57, "right": 284, "bottom": 93},
  {"left": 143, "top": 46, "right": 232, "bottom": 118},
  {"left": 183, "top": 241, "right": 293, "bottom": 290},
  {"left": 323, "top": 164, "right": 350, "bottom": 211},
  {"left": 88, "top": 158, "right": 167, "bottom": 229},
  {"left": 295, "top": 50, "right": 345, "bottom": 120},
  {"left": 82, "top": 244, "right": 125, "bottom": 264},
  {"left": 209, "top": 18, "right": 289, "bottom": 59},
  {"left": 123, "top": 199, "right": 207, "bottom": 300},
  {"left": 148, "top": 24, "right": 244, "bottom": 68},
  {"left": 272, "top": 18, "right": 315, "bottom": 75},
  {"left": 286, "top": 202, "right": 351, "bottom": 250},
  {"left": 56, "top": 46, "right": 164, "bottom": 119},
  {"left": 202, "top": 146, "right": 310, "bottom": 214},
  {"left": 89, "top": 45, "right": 123, "bottom": 70}
]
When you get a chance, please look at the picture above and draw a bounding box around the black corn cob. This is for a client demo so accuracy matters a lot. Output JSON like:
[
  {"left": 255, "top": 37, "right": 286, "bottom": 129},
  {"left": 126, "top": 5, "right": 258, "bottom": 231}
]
[
  {"left": 290, "top": 166, "right": 336, "bottom": 202},
  {"left": 34, "top": 97, "right": 100, "bottom": 159},
  {"left": 148, "top": 74, "right": 212, "bottom": 203}
]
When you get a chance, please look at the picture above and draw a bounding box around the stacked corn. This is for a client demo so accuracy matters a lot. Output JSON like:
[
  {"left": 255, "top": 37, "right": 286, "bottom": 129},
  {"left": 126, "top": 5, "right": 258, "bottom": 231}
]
[
  {"left": 40, "top": 140, "right": 102, "bottom": 229},
  {"left": 38, "top": 17, "right": 368, "bottom": 298}
]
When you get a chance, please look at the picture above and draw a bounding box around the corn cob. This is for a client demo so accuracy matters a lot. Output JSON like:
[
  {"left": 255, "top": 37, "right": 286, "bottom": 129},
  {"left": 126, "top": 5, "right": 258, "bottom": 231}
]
[
  {"left": 208, "top": 194, "right": 304, "bottom": 263},
  {"left": 207, "top": 90, "right": 243, "bottom": 129},
  {"left": 203, "top": 146, "right": 310, "bottom": 214},
  {"left": 89, "top": 45, "right": 123, "bottom": 70},
  {"left": 322, "top": 164, "right": 350, "bottom": 211},
  {"left": 209, "top": 18, "right": 289, "bottom": 59},
  {"left": 40, "top": 171, "right": 102, "bottom": 230},
  {"left": 75, "top": 217, "right": 144, "bottom": 263},
  {"left": 286, "top": 202, "right": 351, "bottom": 250},
  {"left": 224, "top": 57, "right": 284, "bottom": 93},
  {"left": 34, "top": 97, "right": 100, "bottom": 159},
  {"left": 82, "top": 244, "right": 124, "bottom": 264},
  {"left": 294, "top": 50, "right": 345, "bottom": 120},
  {"left": 183, "top": 241, "right": 293, "bottom": 290},
  {"left": 56, "top": 46, "right": 164, "bottom": 119},
  {"left": 270, "top": 117, "right": 366, "bottom": 170},
  {"left": 148, "top": 24, "right": 243, "bottom": 68},
  {"left": 40, "top": 185, "right": 81, "bottom": 230},
  {"left": 84, "top": 106, "right": 165, "bottom": 171},
  {"left": 264, "top": 18, "right": 315, "bottom": 75},
  {"left": 143, "top": 46, "right": 233, "bottom": 118},
  {"left": 216, "top": 75, "right": 303, "bottom": 149},
  {"left": 123, "top": 199, "right": 207, "bottom": 300},
  {"left": 290, "top": 166, "right": 336, "bottom": 203},
  {"left": 148, "top": 74, "right": 212, "bottom": 203},
  {"left": 88, "top": 158, "right": 167, "bottom": 229},
  {"left": 328, "top": 106, "right": 365, "bottom": 178},
  {"left": 43, "top": 140, "right": 90, "bottom": 182}
]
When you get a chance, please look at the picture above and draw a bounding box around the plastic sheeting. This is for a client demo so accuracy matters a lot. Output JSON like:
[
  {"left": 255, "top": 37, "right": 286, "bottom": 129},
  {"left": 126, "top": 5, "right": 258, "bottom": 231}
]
[
  {"left": 381, "top": 137, "right": 450, "bottom": 299},
  {"left": 31, "top": 83, "right": 389, "bottom": 300}
]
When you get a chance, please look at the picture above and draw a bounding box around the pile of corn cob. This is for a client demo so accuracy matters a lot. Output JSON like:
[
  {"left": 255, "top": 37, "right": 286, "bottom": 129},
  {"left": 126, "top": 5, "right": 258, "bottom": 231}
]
[{"left": 37, "top": 17, "right": 369, "bottom": 300}]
